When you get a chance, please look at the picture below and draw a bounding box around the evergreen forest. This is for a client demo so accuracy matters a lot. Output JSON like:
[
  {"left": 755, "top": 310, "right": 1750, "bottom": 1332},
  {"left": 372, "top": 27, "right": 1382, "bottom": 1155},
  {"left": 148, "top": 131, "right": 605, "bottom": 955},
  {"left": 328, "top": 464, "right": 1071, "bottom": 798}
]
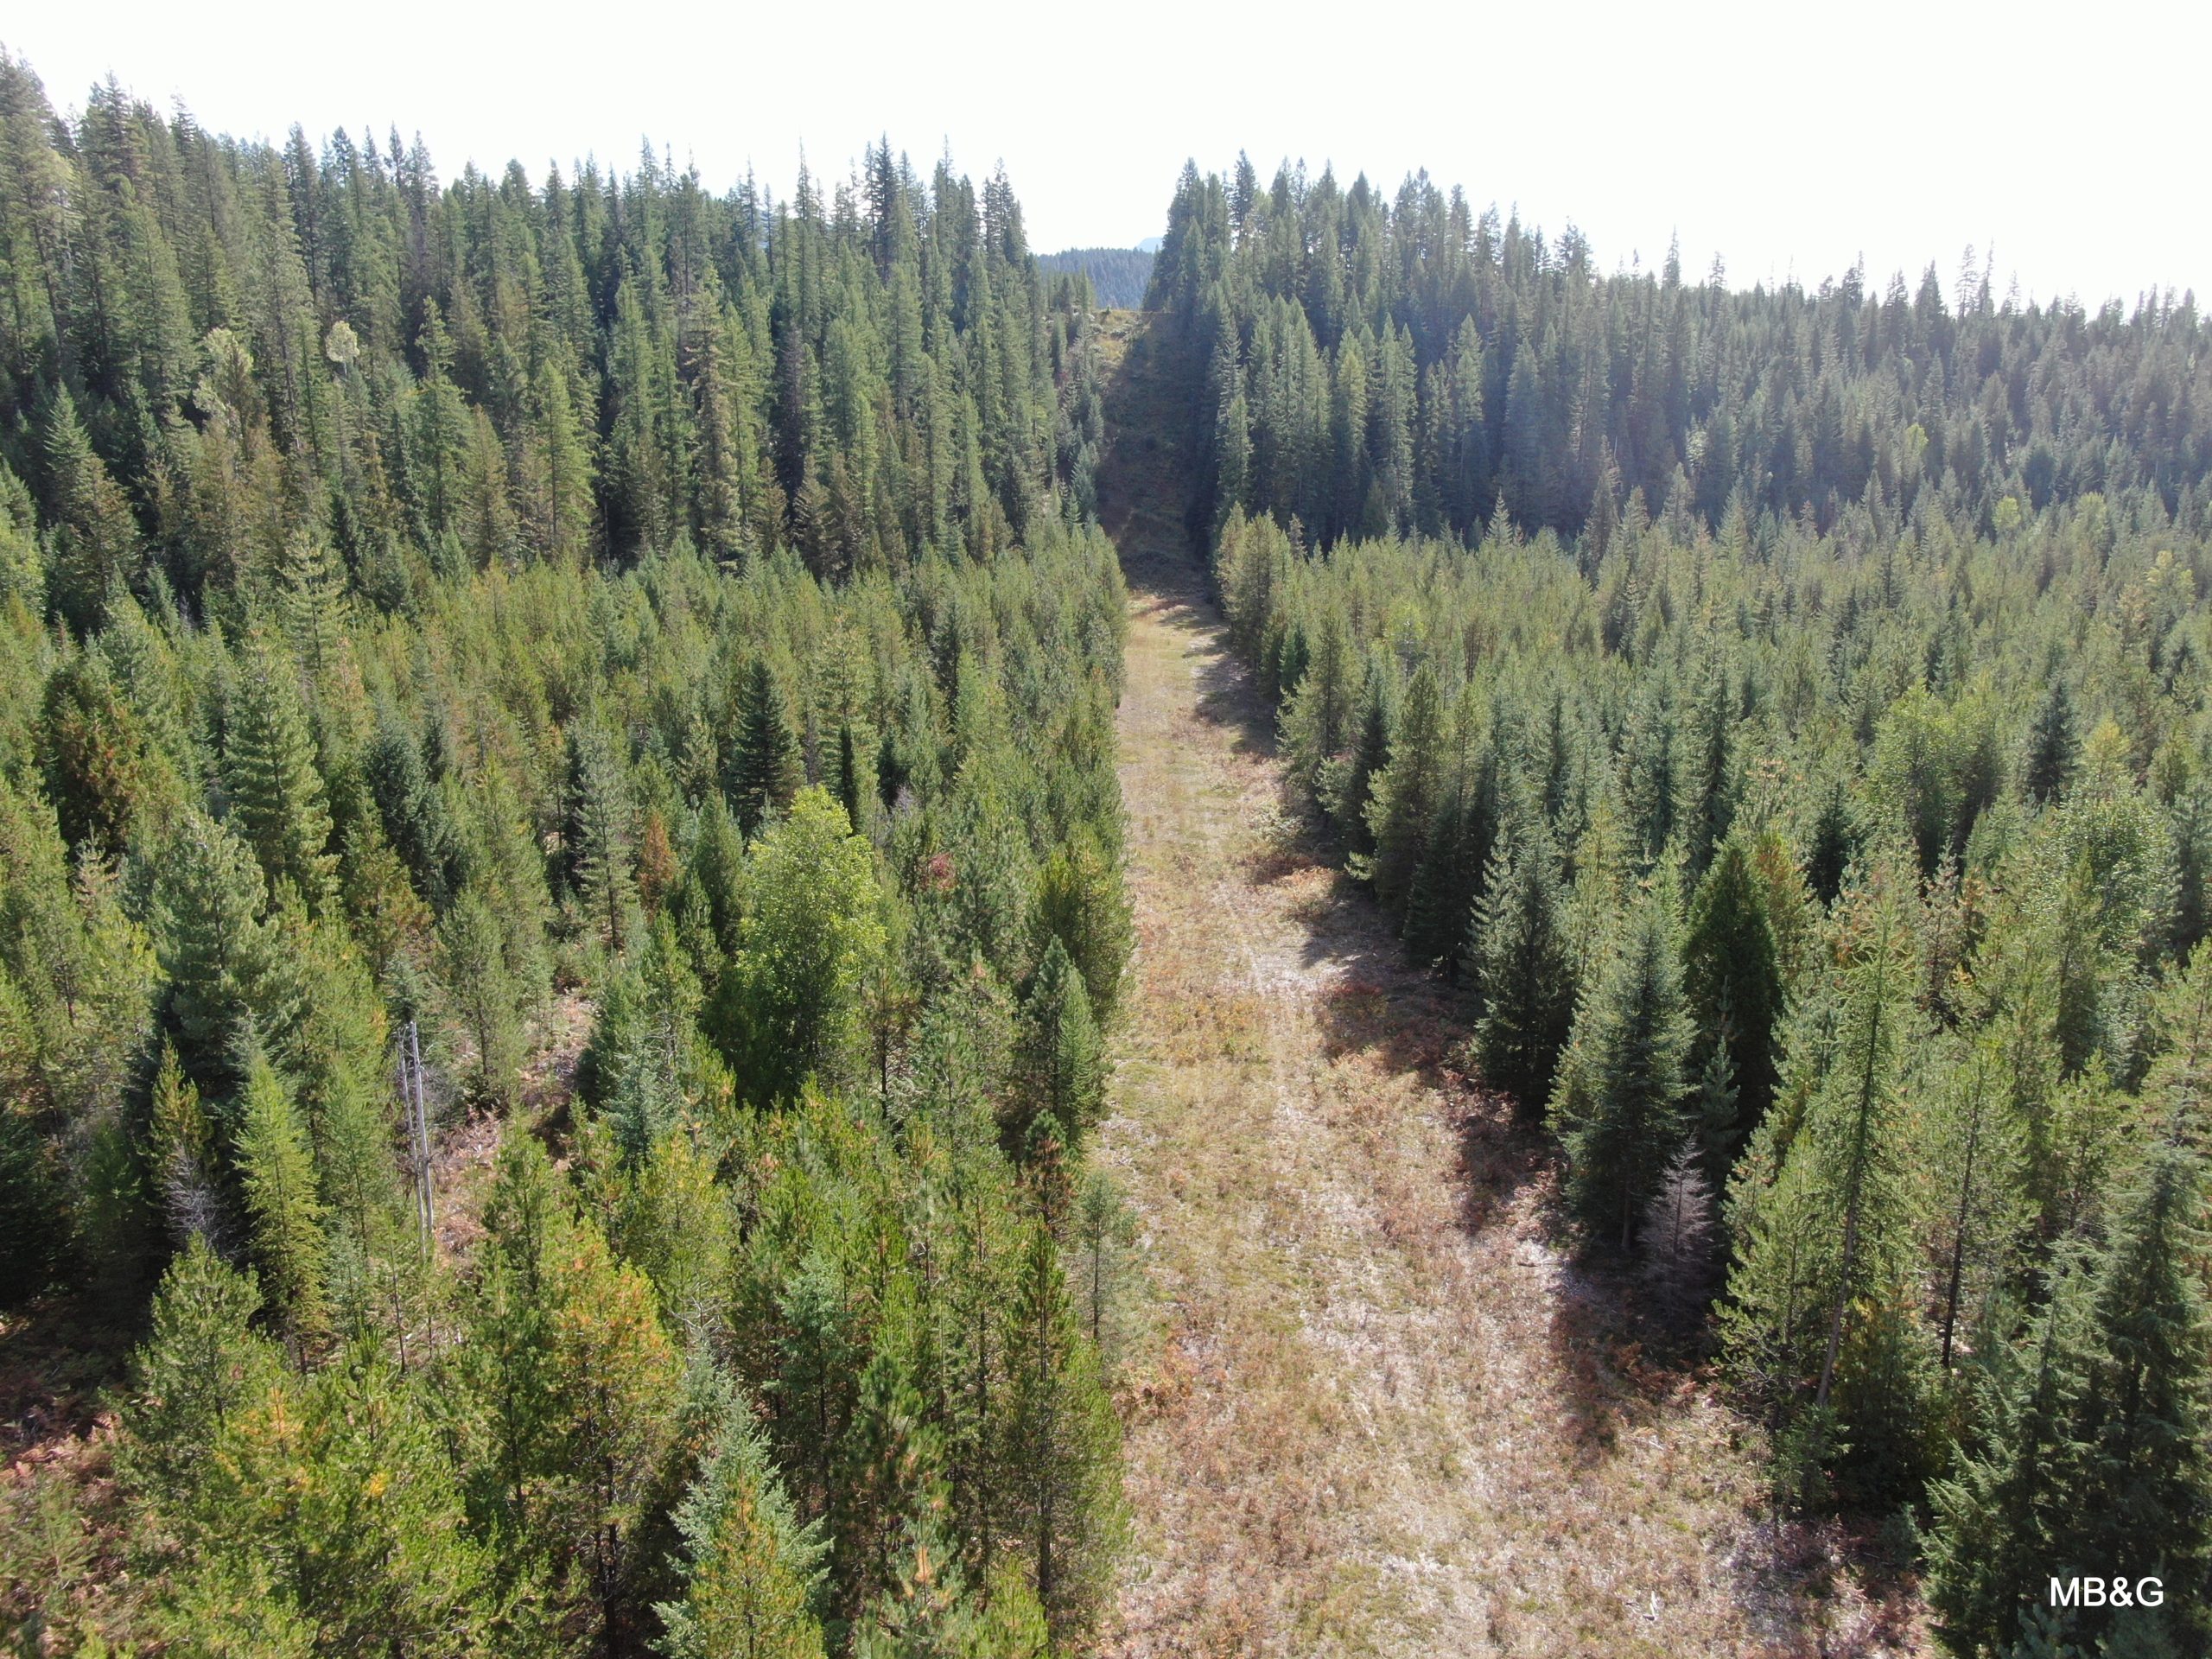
[
  {"left": 0, "top": 44, "right": 2209, "bottom": 1659},
  {"left": 1157, "top": 155, "right": 2212, "bottom": 1656},
  {"left": 0, "top": 53, "right": 1130, "bottom": 1657},
  {"left": 1035, "top": 251, "right": 1153, "bottom": 315}
]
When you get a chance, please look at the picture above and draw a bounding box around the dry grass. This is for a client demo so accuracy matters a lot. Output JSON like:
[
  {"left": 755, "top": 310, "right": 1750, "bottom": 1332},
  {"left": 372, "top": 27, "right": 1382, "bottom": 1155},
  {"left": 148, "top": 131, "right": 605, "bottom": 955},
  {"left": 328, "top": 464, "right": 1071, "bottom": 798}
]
[{"left": 1092, "top": 315, "right": 1930, "bottom": 1659}]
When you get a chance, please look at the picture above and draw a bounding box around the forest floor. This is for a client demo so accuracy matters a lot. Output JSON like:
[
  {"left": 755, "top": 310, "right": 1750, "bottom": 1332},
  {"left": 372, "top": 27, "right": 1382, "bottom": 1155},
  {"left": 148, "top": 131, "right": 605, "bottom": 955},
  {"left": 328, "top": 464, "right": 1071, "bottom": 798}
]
[{"left": 1085, "top": 310, "right": 1932, "bottom": 1659}]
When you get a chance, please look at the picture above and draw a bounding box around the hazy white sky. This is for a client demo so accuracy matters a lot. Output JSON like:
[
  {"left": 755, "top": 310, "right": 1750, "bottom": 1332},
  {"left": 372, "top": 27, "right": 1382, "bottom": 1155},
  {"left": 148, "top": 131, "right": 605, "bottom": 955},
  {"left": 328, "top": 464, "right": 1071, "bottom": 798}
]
[{"left": 7, "top": 0, "right": 2207, "bottom": 308}]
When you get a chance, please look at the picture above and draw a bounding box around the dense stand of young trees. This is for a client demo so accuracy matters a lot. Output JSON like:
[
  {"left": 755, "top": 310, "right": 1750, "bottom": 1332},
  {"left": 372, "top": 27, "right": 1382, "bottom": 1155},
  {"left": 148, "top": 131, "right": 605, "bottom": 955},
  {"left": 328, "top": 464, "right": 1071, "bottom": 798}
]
[
  {"left": 0, "top": 54, "right": 1134, "bottom": 1657},
  {"left": 1186, "top": 156, "right": 2212, "bottom": 1657}
]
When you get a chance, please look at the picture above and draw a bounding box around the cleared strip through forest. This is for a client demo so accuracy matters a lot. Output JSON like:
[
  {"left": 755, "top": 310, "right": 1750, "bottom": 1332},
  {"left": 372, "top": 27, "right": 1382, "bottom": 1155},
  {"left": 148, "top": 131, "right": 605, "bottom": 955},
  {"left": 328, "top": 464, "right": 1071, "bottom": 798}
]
[{"left": 1088, "top": 311, "right": 1925, "bottom": 1658}]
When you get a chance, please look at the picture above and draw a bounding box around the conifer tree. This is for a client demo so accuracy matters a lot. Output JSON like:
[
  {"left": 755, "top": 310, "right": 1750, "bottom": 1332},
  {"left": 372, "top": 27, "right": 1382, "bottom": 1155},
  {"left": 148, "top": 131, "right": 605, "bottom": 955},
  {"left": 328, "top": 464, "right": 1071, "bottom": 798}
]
[
  {"left": 1640, "top": 1141, "right": 1714, "bottom": 1325},
  {"left": 1681, "top": 834, "right": 1784, "bottom": 1159},
  {"left": 113, "top": 1235, "right": 282, "bottom": 1503},
  {"left": 40, "top": 646, "right": 175, "bottom": 853},
  {"left": 276, "top": 531, "right": 349, "bottom": 679},
  {"left": 1012, "top": 938, "right": 1104, "bottom": 1149},
  {"left": 1471, "top": 820, "right": 1576, "bottom": 1112},
  {"left": 1000, "top": 1223, "right": 1125, "bottom": 1646},
  {"left": 566, "top": 721, "right": 637, "bottom": 954},
  {"left": 365, "top": 709, "right": 464, "bottom": 912},
  {"left": 1330, "top": 659, "right": 1392, "bottom": 861},
  {"left": 0, "top": 458, "right": 41, "bottom": 611},
  {"left": 154, "top": 810, "right": 285, "bottom": 1084},
  {"left": 1364, "top": 663, "right": 1445, "bottom": 917},
  {"left": 233, "top": 1047, "right": 329, "bottom": 1349},
  {"left": 2025, "top": 679, "right": 2079, "bottom": 804},
  {"left": 147, "top": 1039, "right": 217, "bottom": 1247},
  {"left": 464, "top": 1135, "right": 568, "bottom": 1535},
  {"left": 1403, "top": 685, "right": 1492, "bottom": 976},
  {"left": 1681, "top": 660, "right": 1735, "bottom": 877},
  {"left": 1281, "top": 602, "right": 1353, "bottom": 791},
  {"left": 1926, "top": 1040, "right": 2029, "bottom": 1371},
  {"left": 2068, "top": 1147, "right": 2210, "bottom": 1638},
  {"left": 733, "top": 656, "right": 802, "bottom": 838},
  {"left": 439, "top": 884, "right": 528, "bottom": 1107},
  {"left": 835, "top": 721, "right": 868, "bottom": 839},
  {"left": 580, "top": 915, "right": 702, "bottom": 1164},
  {"left": 548, "top": 1211, "right": 682, "bottom": 1644},
  {"left": 1803, "top": 779, "right": 1860, "bottom": 906},
  {"left": 1725, "top": 878, "right": 1928, "bottom": 1486},
  {"left": 530, "top": 353, "right": 597, "bottom": 565},
  {"left": 1620, "top": 679, "right": 1681, "bottom": 868},
  {"left": 1925, "top": 1262, "right": 2090, "bottom": 1656},
  {"left": 224, "top": 636, "right": 336, "bottom": 906},
  {"left": 1029, "top": 830, "right": 1132, "bottom": 1020},
  {"left": 40, "top": 390, "right": 142, "bottom": 632},
  {"left": 659, "top": 1391, "right": 828, "bottom": 1659},
  {"left": 1929, "top": 1144, "right": 2212, "bottom": 1656},
  {"left": 1552, "top": 892, "right": 1694, "bottom": 1248}
]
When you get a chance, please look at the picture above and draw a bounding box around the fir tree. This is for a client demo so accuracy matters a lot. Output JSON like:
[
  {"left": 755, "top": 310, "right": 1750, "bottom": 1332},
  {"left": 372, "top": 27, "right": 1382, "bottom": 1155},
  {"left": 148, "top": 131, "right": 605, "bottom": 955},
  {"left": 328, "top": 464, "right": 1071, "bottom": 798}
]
[
  {"left": 1552, "top": 892, "right": 1694, "bottom": 1249},
  {"left": 439, "top": 884, "right": 528, "bottom": 1107},
  {"left": 835, "top": 721, "right": 868, "bottom": 839},
  {"left": 1725, "top": 879, "right": 1927, "bottom": 1485},
  {"left": 1012, "top": 938, "right": 1104, "bottom": 1150},
  {"left": 224, "top": 636, "right": 336, "bottom": 907},
  {"left": 1471, "top": 820, "right": 1576, "bottom": 1113},
  {"left": 154, "top": 810, "right": 287, "bottom": 1086},
  {"left": 1640, "top": 1141, "right": 1714, "bottom": 1325},
  {"left": 40, "top": 390, "right": 142, "bottom": 632},
  {"left": 2068, "top": 1147, "right": 2211, "bottom": 1641},
  {"left": 113, "top": 1235, "right": 282, "bottom": 1504},
  {"left": 0, "top": 458, "right": 41, "bottom": 611},
  {"left": 658, "top": 1390, "right": 828, "bottom": 1659},
  {"left": 1927, "top": 1040, "right": 2028, "bottom": 1371},
  {"left": 1330, "top": 658, "right": 1392, "bottom": 862},
  {"left": 720, "top": 786, "right": 886, "bottom": 1102},
  {"left": 733, "top": 656, "right": 802, "bottom": 838},
  {"left": 1365, "top": 665, "right": 1444, "bottom": 918},
  {"left": 1029, "top": 830, "right": 1132, "bottom": 1020},
  {"left": 1803, "top": 779, "right": 1861, "bottom": 907},
  {"left": 565, "top": 721, "right": 637, "bottom": 955},
  {"left": 365, "top": 709, "right": 464, "bottom": 912},
  {"left": 1000, "top": 1223, "right": 1126, "bottom": 1646},
  {"left": 548, "top": 1212, "right": 682, "bottom": 1644},
  {"left": 147, "top": 1039, "right": 218, "bottom": 1248},
  {"left": 1681, "top": 659, "right": 1735, "bottom": 877},
  {"left": 1681, "top": 834, "right": 1784, "bottom": 1160},
  {"left": 275, "top": 531, "right": 349, "bottom": 679},
  {"left": 233, "top": 1046, "right": 329, "bottom": 1350},
  {"left": 1927, "top": 1142, "right": 2212, "bottom": 1659},
  {"left": 2025, "top": 679, "right": 2080, "bottom": 805}
]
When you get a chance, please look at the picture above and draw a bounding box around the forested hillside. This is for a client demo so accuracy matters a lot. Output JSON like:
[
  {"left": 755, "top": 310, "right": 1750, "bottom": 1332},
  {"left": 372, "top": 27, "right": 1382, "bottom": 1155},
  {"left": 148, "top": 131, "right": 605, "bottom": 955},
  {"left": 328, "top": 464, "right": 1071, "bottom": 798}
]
[
  {"left": 1166, "top": 154, "right": 2212, "bottom": 1656},
  {"left": 1151, "top": 157, "right": 2209, "bottom": 552},
  {"left": 5, "top": 41, "right": 2211, "bottom": 1657},
  {"left": 1037, "top": 249, "right": 1154, "bottom": 312},
  {"left": 0, "top": 52, "right": 1131, "bottom": 1656}
]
